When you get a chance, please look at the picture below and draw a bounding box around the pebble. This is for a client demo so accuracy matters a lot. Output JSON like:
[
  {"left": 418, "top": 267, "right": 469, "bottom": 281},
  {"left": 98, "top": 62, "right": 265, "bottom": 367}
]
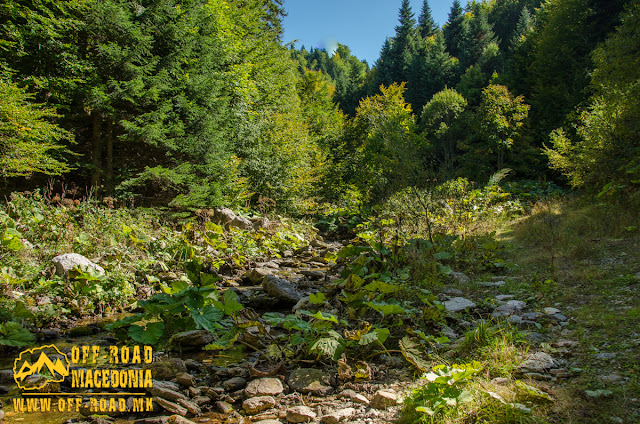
[{"left": 242, "top": 396, "right": 276, "bottom": 415}]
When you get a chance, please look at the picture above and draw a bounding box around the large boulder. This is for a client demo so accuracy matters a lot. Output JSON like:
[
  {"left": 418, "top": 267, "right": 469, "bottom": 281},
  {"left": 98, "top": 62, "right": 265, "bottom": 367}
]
[
  {"left": 444, "top": 297, "right": 476, "bottom": 313},
  {"left": 212, "top": 208, "right": 253, "bottom": 230},
  {"left": 262, "top": 276, "right": 303, "bottom": 305},
  {"left": 288, "top": 368, "right": 333, "bottom": 396},
  {"left": 52, "top": 253, "right": 105, "bottom": 278}
]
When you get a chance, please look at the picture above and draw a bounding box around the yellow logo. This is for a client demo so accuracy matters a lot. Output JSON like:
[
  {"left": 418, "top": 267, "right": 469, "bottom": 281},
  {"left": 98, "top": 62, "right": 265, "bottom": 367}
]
[{"left": 13, "top": 345, "right": 70, "bottom": 390}]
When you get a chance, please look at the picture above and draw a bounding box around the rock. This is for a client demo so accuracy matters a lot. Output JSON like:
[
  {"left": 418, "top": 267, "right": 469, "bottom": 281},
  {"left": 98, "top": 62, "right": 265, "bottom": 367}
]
[
  {"left": 52, "top": 253, "right": 105, "bottom": 278},
  {"left": 450, "top": 271, "right": 470, "bottom": 285},
  {"left": 478, "top": 281, "right": 506, "bottom": 287},
  {"left": 146, "top": 359, "right": 187, "bottom": 380},
  {"left": 519, "top": 352, "right": 557, "bottom": 373},
  {"left": 338, "top": 389, "right": 369, "bottom": 405},
  {"left": 524, "top": 332, "right": 550, "bottom": 344},
  {"left": 0, "top": 369, "right": 14, "bottom": 383},
  {"left": 231, "top": 216, "right": 253, "bottom": 230},
  {"left": 68, "top": 325, "right": 96, "bottom": 337},
  {"left": 223, "top": 376, "right": 247, "bottom": 392},
  {"left": 0, "top": 410, "right": 4, "bottom": 421},
  {"left": 154, "top": 397, "right": 188, "bottom": 416},
  {"left": 148, "top": 385, "right": 189, "bottom": 403},
  {"left": 0, "top": 385, "right": 9, "bottom": 394},
  {"left": 371, "top": 390, "right": 397, "bottom": 409},
  {"left": 288, "top": 368, "right": 333, "bottom": 396},
  {"left": 444, "top": 297, "right": 476, "bottom": 313},
  {"left": 176, "top": 398, "right": 202, "bottom": 416},
  {"left": 168, "top": 416, "right": 198, "bottom": 424},
  {"left": 321, "top": 408, "right": 356, "bottom": 424},
  {"left": 212, "top": 208, "right": 237, "bottom": 225},
  {"left": 301, "top": 270, "right": 325, "bottom": 280},
  {"left": 168, "top": 330, "right": 214, "bottom": 351},
  {"left": 175, "top": 372, "right": 196, "bottom": 387},
  {"left": 245, "top": 377, "right": 284, "bottom": 397},
  {"left": 601, "top": 374, "right": 623, "bottom": 384},
  {"left": 251, "top": 217, "right": 272, "bottom": 230},
  {"left": 594, "top": 352, "right": 616, "bottom": 360},
  {"left": 184, "top": 359, "right": 201, "bottom": 371},
  {"left": 286, "top": 405, "right": 317, "bottom": 423},
  {"left": 543, "top": 307, "right": 561, "bottom": 315},
  {"left": 214, "top": 401, "right": 234, "bottom": 414},
  {"left": 496, "top": 295, "right": 515, "bottom": 301},
  {"left": 254, "top": 420, "right": 282, "bottom": 424},
  {"left": 134, "top": 417, "right": 169, "bottom": 424},
  {"left": 491, "top": 300, "right": 526, "bottom": 318},
  {"left": 192, "top": 396, "right": 210, "bottom": 406},
  {"left": 243, "top": 268, "right": 271, "bottom": 284},
  {"left": 262, "top": 275, "right": 303, "bottom": 304},
  {"left": 242, "top": 396, "right": 276, "bottom": 415}
]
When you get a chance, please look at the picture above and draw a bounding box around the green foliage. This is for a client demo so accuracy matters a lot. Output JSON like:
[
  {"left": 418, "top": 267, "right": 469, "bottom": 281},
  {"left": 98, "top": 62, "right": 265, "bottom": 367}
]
[
  {"left": 0, "top": 321, "right": 35, "bottom": 347},
  {"left": 403, "top": 362, "right": 483, "bottom": 422},
  {"left": 478, "top": 85, "right": 530, "bottom": 170},
  {"left": 0, "top": 79, "right": 73, "bottom": 178},
  {"left": 545, "top": 1, "right": 640, "bottom": 196}
]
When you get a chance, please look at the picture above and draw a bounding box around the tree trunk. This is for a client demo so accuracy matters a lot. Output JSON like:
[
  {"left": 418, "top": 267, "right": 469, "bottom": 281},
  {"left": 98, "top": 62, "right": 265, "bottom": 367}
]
[
  {"left": 91, "top": 111, "right": 103, "bottom": 194},
  {"left": 106, "top": 119, "right": 114, "bottom": 195}
]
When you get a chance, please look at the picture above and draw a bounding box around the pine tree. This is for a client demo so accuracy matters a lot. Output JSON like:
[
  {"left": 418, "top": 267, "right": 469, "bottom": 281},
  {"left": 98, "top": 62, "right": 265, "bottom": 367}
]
[
  {"left": 443, "top": 0, "right": 466, "bottom": 59},
  {"left": 418, "top": 0, "right": 438, "bottom": 39},
  {"left": 460, "top": 2, "right": 498, "bottom": 69}
]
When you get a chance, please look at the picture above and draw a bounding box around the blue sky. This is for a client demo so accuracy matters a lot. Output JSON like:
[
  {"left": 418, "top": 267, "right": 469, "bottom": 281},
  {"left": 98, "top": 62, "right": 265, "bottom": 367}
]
[{"left": 282, "top": 0, "right": 455, "bottom": 65}]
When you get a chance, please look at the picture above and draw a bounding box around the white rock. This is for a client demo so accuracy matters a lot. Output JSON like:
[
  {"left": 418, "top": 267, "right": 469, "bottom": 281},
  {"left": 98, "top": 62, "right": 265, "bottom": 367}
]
[
  {"left": 444, "top": 297, "right": 476, "bottom": 313},
  {"left": 245, "top": 378, "right": 284, "bottom": 397},
  {"left": 370, "top": 390, "right": 397, "bottom": 410},
  {"left": 242, "top": 396, "right": 276, "bottom": 415},
  {"left": 286, "top": 405, "right": 317, "bottom": 423},
  {"left": 519, "top": 352, "right": 557, "bottom": 372},
  {"left": 52, "top": 253, "right": 105, "bottom": 278},
  {"left": 321, "top": 407, "right": 356, "bottom": 424}
]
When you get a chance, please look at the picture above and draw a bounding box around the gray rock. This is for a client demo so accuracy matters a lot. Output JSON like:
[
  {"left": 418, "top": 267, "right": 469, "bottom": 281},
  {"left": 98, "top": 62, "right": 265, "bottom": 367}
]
[
  {"left": 175, "top": 372, "right": 196, "bottom": 387},
  {"left": 478, "top": 281, "right": 506, "bottom": 287},
  {"left": 243, "top": 268, "right": 272, "bottom": 284},
  {"left": 231, "top": 216, "right": 253, "bottom": 230},
  {"left": 134, "top": 417, "right": 169, "bottom": 424},
  {"left": 242, "top": 396, "right": 276, "bottom": 415},
  {"left": 301, "top": 270, "right": 325, "bottom": 280},
  {"left": 338, "top": 389, "right": 369, "bottom": 405},
  {"left": 0, "top": 369, "right": 14, "bottom": 383},
  {"left": 262, "top": 275, "right": 303, "bottom": 304},
  {"left": 52, "top": 253, "right": 105, "bottom": 278},
  {"left": 251, "top": 217, "right": 272, "bottom": 230},
  {"left": 519, "top": 352, "right": 557, "bottom": 372},
  {"left": 223, "top": 376, "right": 247, "bottom": 392},
  {"left": 450, "top": 271, "right": 470, "bottom": 285},
  {"left": 288, "top": 368, "right": 333, "bottom": 396},
  {"left": 148, "top": 385, "right": 189, "bottom": 403},
  {"left": 254, "top": 420, "right": 282, "bottom": 424},
  {"left": 321, "top": 407, "right": 356, "bottom": 424},
  {"left": 594, "top": 352, "right": 617, "bottom": 360},
  {"left": 244, "top": 378, "right": 284, "bottom": 397},
  {"left": 370, "top": 390, "right": 397, "bottom": 409},
  {"left": 183, "top": 358, "right": 200, "bottom": 370},
  {"left": 496, "top": 295, "right": 515, "bottom": 301},
  {"left": 491, "top": 300, "right": 526, "bottom": 318},
  {"left": 601, "top": 374, "right": 623, "bottom": 384},
  {"left": 212, "top": 207, "right": 237, "bottom": 225},
  {"left": 0, "top": 385, "right": 9, "bottom": 394},
  {"left": 543, "top": 307, "right": 561, "bottom": 315},
  {"left": 168, "top": 330, "right": 214, "bottom": 351},
  {"left": 192, "top": 396, "right": 210, "bottom": 406},
  {"left": 286, "top": 405, "right": 317, "bottom": 423},
  {"left": 444, "top": 297, "right": 476, "bottom": 313}
]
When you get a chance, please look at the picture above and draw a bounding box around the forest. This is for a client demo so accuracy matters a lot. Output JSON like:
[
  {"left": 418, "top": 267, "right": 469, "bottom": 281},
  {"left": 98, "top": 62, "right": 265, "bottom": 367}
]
[{"left": 0, "top": 0, "right": 639, "bottom": 423}]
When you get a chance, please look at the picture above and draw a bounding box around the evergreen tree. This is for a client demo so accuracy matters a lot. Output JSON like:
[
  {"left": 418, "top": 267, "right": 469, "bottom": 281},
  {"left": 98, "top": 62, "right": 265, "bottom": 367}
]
[
  {"left": 443, "top": 0, "right": 466, "bottom": 59},
  {"left": 459, "top": 2, "right": 498, "bottom": 70},
  {"left": 418, "top": 0, "right": 438, "bottom": 39}
]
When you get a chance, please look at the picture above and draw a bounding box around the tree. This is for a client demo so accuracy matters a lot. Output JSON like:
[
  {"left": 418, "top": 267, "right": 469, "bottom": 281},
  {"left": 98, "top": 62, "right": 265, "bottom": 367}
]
[
  {"left": 443, "top": 0, "right": 466, "bottom": 59},
  {"left": 420, "top": 88, "right": 467, "bottom": 176},
  {"left": 478, "top": 84, "right": 529, "bottom": 170},
  {"left": 0, "top": 79, "right": 73, "bottom": 178},
  {"left": 418, "top": 0, "right": 438, "bottom": 38},
  {"left": 459, "top": 2, "right": 498, "bottom": 70},
  {"left": 350, "top": 83, "right": 422, "bottom": 202},
  {"left": 545, "top": 0, "right": 640, "bottom": 195}
]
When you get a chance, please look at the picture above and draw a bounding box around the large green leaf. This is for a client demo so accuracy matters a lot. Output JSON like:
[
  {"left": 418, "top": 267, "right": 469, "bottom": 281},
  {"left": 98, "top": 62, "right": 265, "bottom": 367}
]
[
  {"left": 222, "top": 289, "right": 243, "bottom": 316},
  {"left": 190, "top": 305, "right": 224, "bottom": 332},
  {"left": 399, "top": 336, "right": 430, "bottom": 372},
  {"left": 0, "top": 322, "right": 35, "bottom": 347},
  {"left": 127, "top": 322, "right": 165, "bottom": 345}
]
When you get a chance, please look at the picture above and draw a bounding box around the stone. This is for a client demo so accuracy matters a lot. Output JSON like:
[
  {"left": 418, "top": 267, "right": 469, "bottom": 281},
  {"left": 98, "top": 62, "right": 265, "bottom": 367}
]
[
  {"left": 543, "top": 307, "right": 561, "bottom": 315},
  {"left": 0, "top": 385, "right": 9, "bottom": 394},
  {"left": 254, "top": 420, "right": 282, "bottom": 424},
  {"left": 288, "top": 368, "right": 333, "bottom": 396},
  {"left": 0, "top": 410, "right": 4, "bottom": 421},
  {"left": 223, "top": 376, "right": 247, "bottom": 392},
  {"left": 286, "top": 405, "right": 317, "bottom": 423},
  {"left": 168, "top": 416, "right": 198, "bottom": 424},
  {"left": 242, "top": 396, "right": 276, "bottom": 415},
  {"left": 175, "top": 372, "right": 196, "bottom": 387},
  {"left": 212, "top": 207, "right": 237, "bottom": 225},
  {"left": 243, "top": 268, "right": 271, "bottom": 285},
  {"left": 444, "top": 297, "right": 476, "bottom": 313},
  {"left": 215, "top": 401, "right": 234, "bottom": 414},
  {"left": 450, "top": 271, "right": 470, "bottom": 285},
  {"left": 594, "top": 352, "right": 617, "bottom": 360},
  {"left": 519, "top": 352, "right": 557, "bottom": 373},
  {"left": 601, "top": 374, "right": 623, "bottom": 384},
  {"left": 148, "top": 385, "right": 189, "bottom": 403},
  {"left": 176, "top": 398, "right": 201, "bottom": 416},
  {"left": 134, "top": 417, "right": 169, "bottom": 424},
  {"left": 478, "top": 281, "right": 506, "bottom": 287},
  {"left": 154, "top": 397, "right": 188, "bottom": 416},
  {"left": 231, "top": 216, "right": 253, "bottom": 230},
  {"left": 301, "top": 270, "right": 325, "bottom": 279},
  {"left": 0, "top": 370, "right": 13, "bottom": 383},
  {"left": 244, "top": 378, "right": 284, "bottom": 397},
  {"left": 192, "top": 396, "right": 210, "bottom": 406},
  {"left": 370, "top": 390, "right": 397, "bottom": 410},
  {"left": 321, "top": 407, "right": 356, "bottom": 424},
  {"left": 68, "top": 325, "right": 95, "bottom": 337},
  {"left": 491, "top": 300, "right": 526, "bottom": 318},
  {"left": 338, "top": 389, "right": 369, "bottom": 405},
  {"left": 168, "top": 330, "right": 214, "bottom": 351},
  {"left": 251, "top": 217, "right": 272, "bottom": 230},
  {"left": 262, "top": 275, "right": 303, "bottom": 304},
  {"left": 496, "top": 295, "right": 515, "bottom": 301},
  {"left": 52, "top": 253, "right": 105, "bottom": 278}
]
